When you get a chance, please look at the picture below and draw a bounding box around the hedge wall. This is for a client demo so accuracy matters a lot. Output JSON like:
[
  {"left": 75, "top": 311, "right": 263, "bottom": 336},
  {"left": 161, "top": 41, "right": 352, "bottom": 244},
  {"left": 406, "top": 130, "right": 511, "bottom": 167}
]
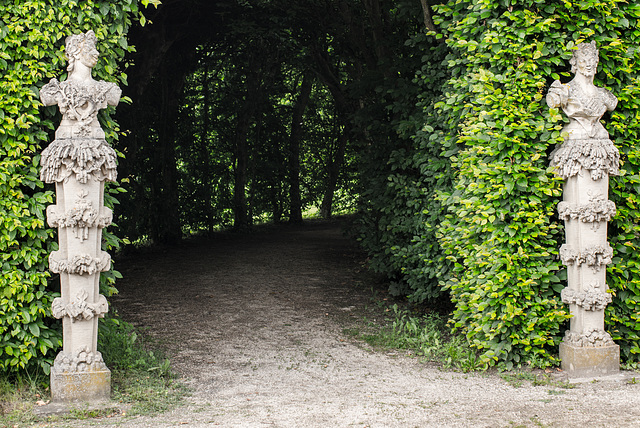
[
  {"left": 0, "top": 0, "right": 151, "bottom": 375},
  {"left": 357, "top": 0, "right": 640, "bottom": 368},
  {"left": 435, "top": 0, "right": 640, "bottom": 367}
]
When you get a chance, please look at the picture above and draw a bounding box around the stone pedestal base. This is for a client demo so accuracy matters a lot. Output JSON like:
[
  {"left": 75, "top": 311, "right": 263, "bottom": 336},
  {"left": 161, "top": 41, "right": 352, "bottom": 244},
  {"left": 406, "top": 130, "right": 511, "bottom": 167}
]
[
  {"left": 559, "top": 342, "right": 619, "bottom": 378},
  {"left": 51, "top": 369, "right": 111, "bottom": 403}
]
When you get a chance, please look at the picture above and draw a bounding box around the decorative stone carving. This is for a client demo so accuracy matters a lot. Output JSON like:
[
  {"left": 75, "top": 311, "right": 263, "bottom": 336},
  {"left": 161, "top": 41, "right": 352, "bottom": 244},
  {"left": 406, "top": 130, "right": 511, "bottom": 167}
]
[
  {"left": 561, "top": 283, "right": 612, "bottom": 311},
  {"left": 549, "top": 138, "right": 619, "bottom": 180},
  {"left": 40, "top": 78, "right": 120, "bottom": 132},
  {"left": 51, "top": 346, "right": 108, "bottom": 374},
  {"left": 47, "top": 191, "right": 112, "bottom": 241},
  {"left": 39, "top": 135, "right": 118, "bottom": 184},
  {"left": 563, "top": 328, "right": 615, "bottom": 348},
  {"left": 49, "top": 251, "right": 111, "bottom": 275},
  {"left": 40, "top": 31, "right": 119, "bottom": 185},
  {"left": 547, "top": 41, "right": 620, "bottom": 376},
  {"left": 559, "top": 244, "right": 613, "bottom": 272},
  {"left": 547, "top": 42, "right": 619, "bottom": 181},
  {"left": 52, "top": 290, "right": 108, "bottom": 322},
  {"left": 557, "top": 192, "right": 616, "bottom": 227},
  {"left": 41, "top": 30, "right": 119, "bottom": 402}
]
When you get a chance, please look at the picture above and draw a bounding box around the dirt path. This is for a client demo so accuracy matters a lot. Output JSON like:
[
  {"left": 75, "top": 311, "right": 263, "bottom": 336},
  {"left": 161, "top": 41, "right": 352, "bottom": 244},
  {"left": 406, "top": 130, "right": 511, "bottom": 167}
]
[{"left": 58, "top": 221, "right": 639, "bottom": 427}]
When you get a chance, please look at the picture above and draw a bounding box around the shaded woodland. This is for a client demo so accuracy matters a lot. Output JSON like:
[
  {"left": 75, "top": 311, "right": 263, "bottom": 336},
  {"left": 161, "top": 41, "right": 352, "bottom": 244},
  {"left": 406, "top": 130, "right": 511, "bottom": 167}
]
[
  {"left": 110, "top": 0, "right": 640, "bottom": 369},
  {"left": 115, "top": 0, "right": 427, "bottom": 243}
]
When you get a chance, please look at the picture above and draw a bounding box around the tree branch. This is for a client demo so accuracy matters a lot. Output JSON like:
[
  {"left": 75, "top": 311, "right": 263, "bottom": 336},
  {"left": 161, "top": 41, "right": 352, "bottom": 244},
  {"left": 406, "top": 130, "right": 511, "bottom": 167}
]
[{"left": 420, "top": 0, "right": 438, "bottom": 32}]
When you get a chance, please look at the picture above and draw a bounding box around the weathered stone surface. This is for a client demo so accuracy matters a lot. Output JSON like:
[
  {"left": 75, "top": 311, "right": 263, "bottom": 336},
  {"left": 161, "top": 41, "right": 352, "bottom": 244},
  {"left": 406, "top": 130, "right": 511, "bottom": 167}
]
[
  {"left": 50, "top": 368, "right": 111, "bottom": 403},
  {"left": 41, "top": 30, "right": 120, "bottom": 402},
  {"left": 547, "top": 41, "right": 619, "bottom": 181},
  {"left": 547, "top": 41, "right": 620, "bottom": 376},
  {"left": 559, "top": 341, "right": 619, "bottom": 378}
]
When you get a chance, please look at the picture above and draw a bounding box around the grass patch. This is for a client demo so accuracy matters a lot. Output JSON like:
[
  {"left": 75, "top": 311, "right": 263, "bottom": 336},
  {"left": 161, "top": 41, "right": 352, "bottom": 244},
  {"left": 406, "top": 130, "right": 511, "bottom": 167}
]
[
  {"left": 99, "top": 315, "right": 187, "bottom": 414},
  {"left": 0, "top": 373, "right": 47, "bottom": 427},
  {"left": 500, "top": 371, "right": 537, "bottom": 388},
  {"left": 353, "top": 304, "right": 482, "bottom": 372},
  {"left": 0, "top": 315, "right": 186, "bottom": 427},
  {"left": 499, "top": 371, "right": 575, "bottom": 390}
]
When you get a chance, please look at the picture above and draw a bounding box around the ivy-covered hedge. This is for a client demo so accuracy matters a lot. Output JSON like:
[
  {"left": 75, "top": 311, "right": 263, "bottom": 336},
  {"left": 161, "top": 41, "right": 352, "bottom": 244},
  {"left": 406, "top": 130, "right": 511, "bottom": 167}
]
[
  {"left": 0, "top": 0, "right": 150, "bottom": 375},
  {"left": 357, "top": 0, "right": 640, "bottom": 368},
  {"left": 434, "top": 0, "right": 640, "bottom": 368}
]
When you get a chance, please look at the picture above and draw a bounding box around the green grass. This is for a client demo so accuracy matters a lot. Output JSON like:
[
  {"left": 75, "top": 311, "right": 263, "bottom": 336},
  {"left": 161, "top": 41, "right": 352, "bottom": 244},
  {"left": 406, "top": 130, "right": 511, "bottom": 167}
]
[
  {"left": 0, "top": 373, "right": 47, "bottom": 427},
  {"left": 348, "top": 304, "right": 482, "bottom": 372},
  {"left": 499, "top": 370, "right": 575, "bottom": 390},
  {"left": 98, "top": 315, "right": 187, "bottom": 414},
  {"left": 0, "top": 315, "right": 186, "bottom": 427}
]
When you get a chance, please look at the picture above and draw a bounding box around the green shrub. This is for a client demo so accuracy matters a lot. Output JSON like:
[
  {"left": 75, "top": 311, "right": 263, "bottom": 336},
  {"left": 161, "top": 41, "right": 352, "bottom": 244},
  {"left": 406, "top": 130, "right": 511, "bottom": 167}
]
[
  {"left": 98, "top": 315, "right": 183, "bottom": 414},
  {"left": 354, "top": 30, "right": 453, "bottom": 305}
]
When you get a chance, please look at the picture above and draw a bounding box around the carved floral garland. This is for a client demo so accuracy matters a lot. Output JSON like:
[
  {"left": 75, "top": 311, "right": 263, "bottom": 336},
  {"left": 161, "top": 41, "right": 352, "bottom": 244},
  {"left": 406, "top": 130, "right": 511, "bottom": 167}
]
[
  {"left": 47, "top": 193, "right": 112, "bottom": 241},
  {"left": 49, "top": 251, "right": 111, "bottom": 275},
  {"left": 561, "top": 283, "right": 612, "bottom": 311},
  {"left": 559, "top": 244, "right": 613, "bottom": 272},
  {"left": 551, "top": 138, "right": 619, "bottom": 181},
  {"left": 563, "top": 328, "right": 615, "bottom": 348},
  {"left": 52, "top": 289, "right": 108, "bottom": 322},
  {"left": 557, "top": 195, "right": 616, "bottom": 227},
  {"left": 51, "top": 346, "right": 107, "bottom": 374},
  {"left": 40, "top": 137, "right": 117, "bottom": 184}
]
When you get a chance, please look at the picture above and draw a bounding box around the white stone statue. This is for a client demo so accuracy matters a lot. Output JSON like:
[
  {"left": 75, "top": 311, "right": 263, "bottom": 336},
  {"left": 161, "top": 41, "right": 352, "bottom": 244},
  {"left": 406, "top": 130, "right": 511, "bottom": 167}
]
[
  {"left": 40, "top": 30, "right": 120, "bottom": 402},
  {"left": 546, "top": 41, "right": 619, "bottom": 377},
  {"left": 547, "top": 41, "right": 619, "bottom": 180}
]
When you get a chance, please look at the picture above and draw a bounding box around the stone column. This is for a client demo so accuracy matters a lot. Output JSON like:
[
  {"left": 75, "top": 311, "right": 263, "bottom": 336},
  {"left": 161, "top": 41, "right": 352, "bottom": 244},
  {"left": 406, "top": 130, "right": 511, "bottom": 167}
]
[
  {"left": 40, "top": 30, "right": 121, "bottom": 402},
  {"left": 547, "top": 41, "right": 619, "bottom": 378}
]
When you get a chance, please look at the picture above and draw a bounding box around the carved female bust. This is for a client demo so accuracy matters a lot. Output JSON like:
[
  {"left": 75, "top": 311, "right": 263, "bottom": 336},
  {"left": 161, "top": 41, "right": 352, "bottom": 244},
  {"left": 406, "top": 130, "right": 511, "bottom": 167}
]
[
  {"left": 546, "top": 41, "right": 619, "bottom": 180},
  {"left": 41, "top": 31, "right": 121, "bottom": 133},
  {"left": 40, "top": 31, "right": 120, "bottom": 184}
]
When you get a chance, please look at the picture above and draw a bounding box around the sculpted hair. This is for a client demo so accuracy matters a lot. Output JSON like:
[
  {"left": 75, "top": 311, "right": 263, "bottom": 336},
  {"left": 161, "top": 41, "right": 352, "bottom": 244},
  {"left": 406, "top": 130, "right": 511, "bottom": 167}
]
[
  {"left": 65, "top": 30, "right": 98, "bottom": 72},
  {"left": 569, "top": 41, "right": 599, "bottom": 74}
]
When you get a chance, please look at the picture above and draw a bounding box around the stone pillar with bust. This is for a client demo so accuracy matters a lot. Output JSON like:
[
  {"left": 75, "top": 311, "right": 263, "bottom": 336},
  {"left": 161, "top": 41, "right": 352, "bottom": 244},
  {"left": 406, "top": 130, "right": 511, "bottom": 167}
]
[
  {"left": 40, "top": 30, "right": 121, "bottom": 402},
  {"left": 546, "top": 41, "right": 620, "bottom": 378}
]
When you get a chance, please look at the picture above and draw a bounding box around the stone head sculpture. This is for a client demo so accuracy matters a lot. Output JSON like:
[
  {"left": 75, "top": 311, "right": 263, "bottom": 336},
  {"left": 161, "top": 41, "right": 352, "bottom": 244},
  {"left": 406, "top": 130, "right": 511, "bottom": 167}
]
[
  {"left": 65, "top": 30, "right": 99, "bottom": 74},
  {"left": 569, "top": 40, "right": 598, "bottom": 78}
]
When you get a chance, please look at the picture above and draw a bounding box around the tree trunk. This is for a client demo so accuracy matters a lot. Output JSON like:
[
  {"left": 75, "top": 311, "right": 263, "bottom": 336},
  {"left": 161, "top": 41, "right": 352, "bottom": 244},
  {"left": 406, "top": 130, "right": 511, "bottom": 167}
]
[
  {"left": 419, "top": 0, "right": 438, "bottom": 33},
  {"left": 233, "top": 108, "right": 251, "bottom": 231},
  {"left": 288, "top": 73, "right": 313, "bottom": 223},
  {"left": 200, "top": 60, "right": 214, "bottom": 234},
  {"left": 320, "top": 127, "right": 347, "bottom": 219},
  {"left": 233, "top": 51, "right": 265, "bottom": 231},
  {"left": 152, "top": 62, "right": 185, "bottom": 244}
]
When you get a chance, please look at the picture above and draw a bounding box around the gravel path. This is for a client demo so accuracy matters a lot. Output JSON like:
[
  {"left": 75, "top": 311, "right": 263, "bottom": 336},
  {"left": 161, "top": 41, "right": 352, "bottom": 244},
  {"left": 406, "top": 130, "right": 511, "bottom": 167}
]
[{"left": 46, "top": 221, "right": 640, "bottom": 427}]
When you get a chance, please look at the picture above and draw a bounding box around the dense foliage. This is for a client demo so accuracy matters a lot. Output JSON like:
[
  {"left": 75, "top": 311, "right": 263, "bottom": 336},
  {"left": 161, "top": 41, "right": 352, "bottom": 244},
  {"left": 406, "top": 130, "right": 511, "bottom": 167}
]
[
  {"left": 354, "top": 33, "right": 452, "bottom": 306},
  {"left": 356, "top": 0, "right": 640, "bottom": 367},
  {"left": 2, "top": 0, "right": 639, "bottom": 375},
  {"left": 173, "top": 38, "right": 355, "bottom": 234},
  {"left": 437, "top": 0, "right": 640, "bottom": 367},
  {"left": 0, "top": 0, "right": 150, "bottom": 375}
]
